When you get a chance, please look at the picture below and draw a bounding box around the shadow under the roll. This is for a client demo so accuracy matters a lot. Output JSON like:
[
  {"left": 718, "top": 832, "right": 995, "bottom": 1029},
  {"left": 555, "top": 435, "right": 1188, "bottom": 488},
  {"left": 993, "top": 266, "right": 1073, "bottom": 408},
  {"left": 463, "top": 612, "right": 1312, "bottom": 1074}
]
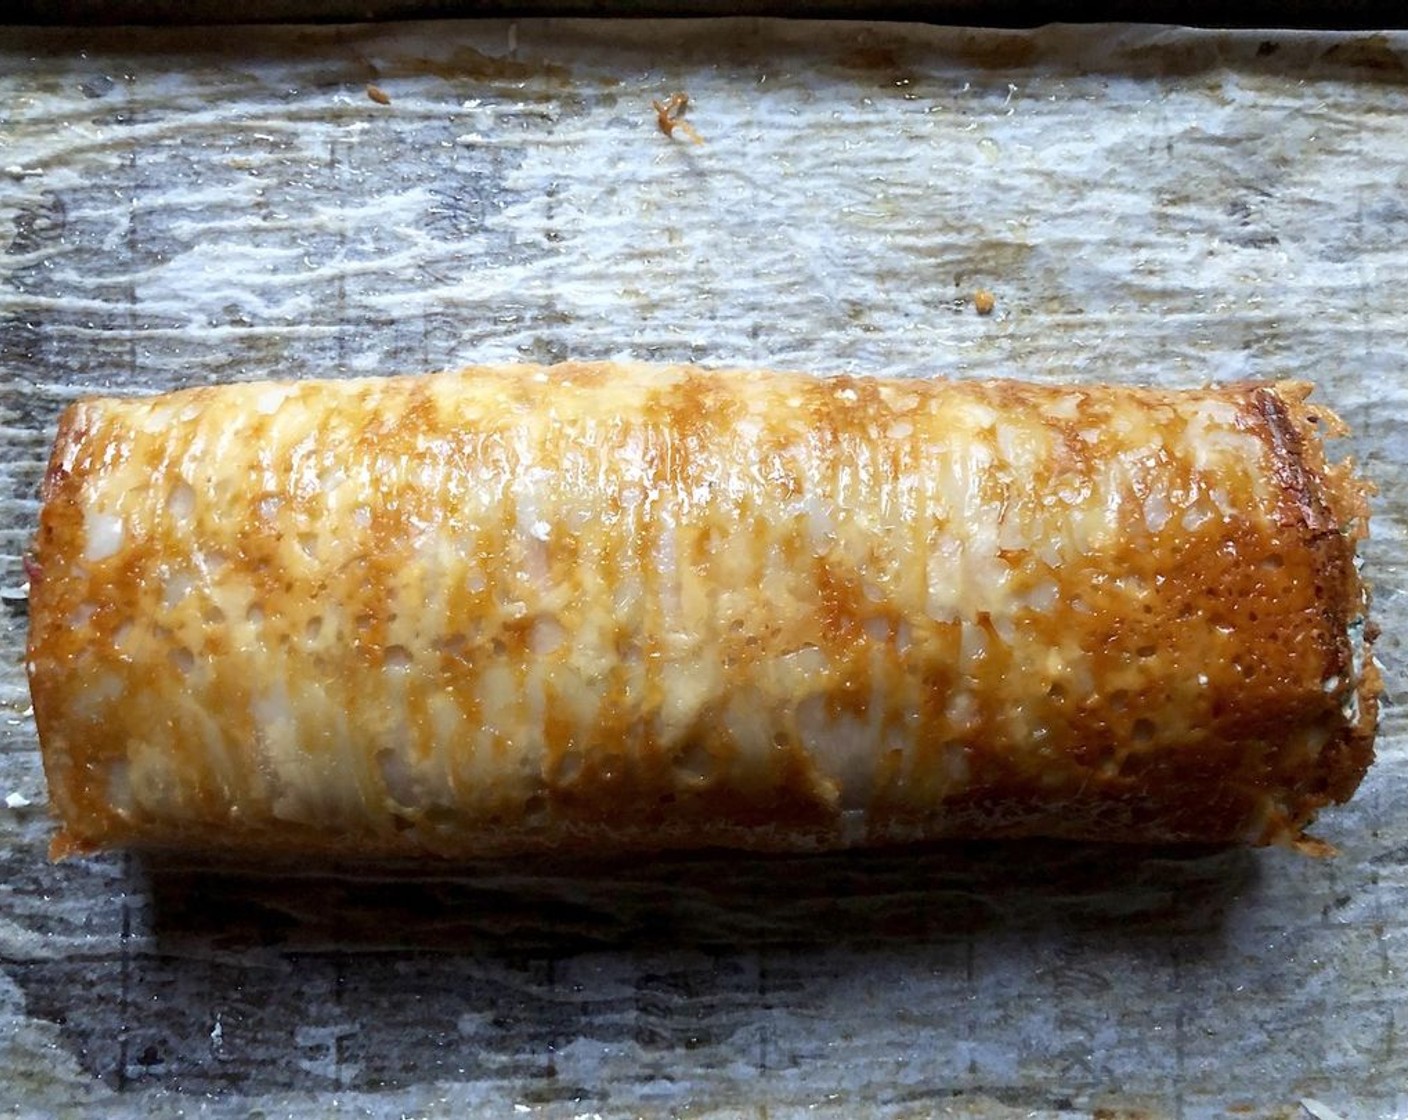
[
  {"left": 12, "top": 841, "right": 1264, "bottom": 1099},
  {"left": 137, "top": 840, "right": 1260, "bottom": 956}
]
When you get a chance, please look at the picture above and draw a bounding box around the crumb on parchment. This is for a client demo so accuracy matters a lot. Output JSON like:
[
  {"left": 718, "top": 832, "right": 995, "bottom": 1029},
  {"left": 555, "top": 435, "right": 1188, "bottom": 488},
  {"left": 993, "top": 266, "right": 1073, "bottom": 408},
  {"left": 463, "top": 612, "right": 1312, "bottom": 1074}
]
[
  {"left": 366, "top": 84, "right": 391, "bottom": 106},
  {"left": 974, "top": 290, "right": 996, "bottom": 315},
  {"left": 653, "top": 92, "right": 703, "bottom": 145}
]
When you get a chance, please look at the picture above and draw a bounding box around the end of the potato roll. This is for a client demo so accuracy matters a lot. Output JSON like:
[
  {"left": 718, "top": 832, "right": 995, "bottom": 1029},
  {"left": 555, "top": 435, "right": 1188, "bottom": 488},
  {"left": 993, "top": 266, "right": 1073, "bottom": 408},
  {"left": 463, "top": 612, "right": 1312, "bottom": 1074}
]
[
  {"left": 28, "top": 398, "right": 150, "bottom": 861},
  {"left": 1259, "top": 381, "right": 1379, "bottom": 852},
  {"left": 28, "top": 401, "right": 98, "bottom": 861}
]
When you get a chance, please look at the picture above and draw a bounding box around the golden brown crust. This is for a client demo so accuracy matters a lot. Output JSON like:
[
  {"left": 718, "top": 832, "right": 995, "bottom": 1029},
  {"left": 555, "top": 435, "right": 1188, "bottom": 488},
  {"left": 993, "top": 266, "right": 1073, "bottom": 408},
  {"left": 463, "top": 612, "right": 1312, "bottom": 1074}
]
[{"left": 26, "top": 364, "right": 1378, "bottom": 859}]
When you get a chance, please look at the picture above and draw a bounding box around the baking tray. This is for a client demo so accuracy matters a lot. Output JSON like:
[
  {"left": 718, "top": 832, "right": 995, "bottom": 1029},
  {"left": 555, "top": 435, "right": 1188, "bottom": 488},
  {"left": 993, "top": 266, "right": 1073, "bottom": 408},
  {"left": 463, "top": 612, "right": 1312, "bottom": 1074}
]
[{"left": 1, "top": 18, "right": 1405, "bottom": 1120}]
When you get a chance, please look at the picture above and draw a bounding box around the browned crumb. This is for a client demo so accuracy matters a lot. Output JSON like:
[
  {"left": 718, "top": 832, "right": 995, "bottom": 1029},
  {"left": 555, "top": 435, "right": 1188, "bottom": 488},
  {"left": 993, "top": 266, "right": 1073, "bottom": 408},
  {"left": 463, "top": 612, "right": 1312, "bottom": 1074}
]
[
  {"left": 366, "top": 84, "right": 391, "bottom": 106},
  {"left": 653, "top": 92, "right": 704, "bottom": 145},
  {"left": 974, "top": 289, "right": 996, "bottom": 315}
]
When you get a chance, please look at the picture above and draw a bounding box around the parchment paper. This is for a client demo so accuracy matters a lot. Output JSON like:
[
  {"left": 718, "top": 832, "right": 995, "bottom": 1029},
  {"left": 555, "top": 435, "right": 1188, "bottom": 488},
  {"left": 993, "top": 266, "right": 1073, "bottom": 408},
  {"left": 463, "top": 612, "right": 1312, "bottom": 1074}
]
[{"left": 1, "top": 19, "right": 1406, "bottom": 1120}]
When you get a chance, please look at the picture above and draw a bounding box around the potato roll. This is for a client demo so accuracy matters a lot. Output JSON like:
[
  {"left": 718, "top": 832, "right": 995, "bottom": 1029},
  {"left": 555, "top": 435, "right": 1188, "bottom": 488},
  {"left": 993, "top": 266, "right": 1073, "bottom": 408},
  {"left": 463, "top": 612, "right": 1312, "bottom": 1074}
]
[{"left": 27, "top": 363, "right": 1377, "bottom": 858}]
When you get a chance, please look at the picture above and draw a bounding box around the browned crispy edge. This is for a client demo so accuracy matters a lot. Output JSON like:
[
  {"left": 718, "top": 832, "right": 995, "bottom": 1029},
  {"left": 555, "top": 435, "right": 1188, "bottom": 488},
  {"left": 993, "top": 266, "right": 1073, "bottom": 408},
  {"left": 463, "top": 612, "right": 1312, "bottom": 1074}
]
[
  {"left": 28, "top": 399, "right": 98, "bottom": 860},
  {"left": 1258, "top": 381, "right": 1379, "bottom": 851}
]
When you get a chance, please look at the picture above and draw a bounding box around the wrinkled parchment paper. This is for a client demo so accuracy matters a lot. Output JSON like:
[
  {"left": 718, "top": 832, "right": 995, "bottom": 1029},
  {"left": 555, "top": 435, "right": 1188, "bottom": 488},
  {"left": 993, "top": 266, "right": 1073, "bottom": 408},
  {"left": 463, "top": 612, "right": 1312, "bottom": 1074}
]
[{"left": 1, "top": 19, "right": 1406, "bottom": 1120}]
